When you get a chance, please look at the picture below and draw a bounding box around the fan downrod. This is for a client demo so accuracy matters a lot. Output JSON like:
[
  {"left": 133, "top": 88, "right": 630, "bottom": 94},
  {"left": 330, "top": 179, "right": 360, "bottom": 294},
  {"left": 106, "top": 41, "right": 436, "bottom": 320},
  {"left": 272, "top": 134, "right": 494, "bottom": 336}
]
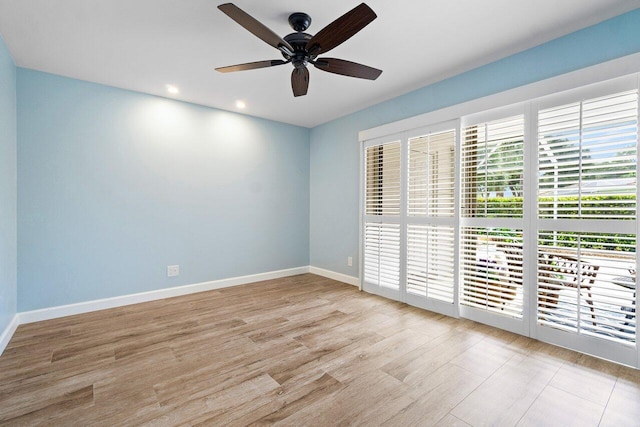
[{"left": 288, "top": 12, "right": 311, "bottom": 32}]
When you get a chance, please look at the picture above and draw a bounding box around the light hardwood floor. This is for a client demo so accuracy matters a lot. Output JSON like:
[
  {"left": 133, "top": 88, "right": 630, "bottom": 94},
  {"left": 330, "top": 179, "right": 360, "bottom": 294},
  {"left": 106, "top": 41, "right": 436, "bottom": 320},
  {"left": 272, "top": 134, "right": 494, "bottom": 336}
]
[{"left": 1, "top": 273, "right": 639, "bottom": 426}]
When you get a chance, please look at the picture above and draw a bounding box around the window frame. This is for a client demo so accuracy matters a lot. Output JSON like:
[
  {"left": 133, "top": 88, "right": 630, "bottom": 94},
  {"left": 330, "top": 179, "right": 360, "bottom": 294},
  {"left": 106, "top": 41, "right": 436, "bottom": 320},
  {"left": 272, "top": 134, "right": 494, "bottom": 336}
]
[
  {"left": 458, "top": 104, "right": 531, "bottom": 335},
  {"left": 359, "top": 53, "right": 640, "bottom": 368},
  {"left": 530, "top": 77, "right": 639, "bottom": 365},
  {"left": 405, "top": 121, "right": 459, "bottom": 315}
]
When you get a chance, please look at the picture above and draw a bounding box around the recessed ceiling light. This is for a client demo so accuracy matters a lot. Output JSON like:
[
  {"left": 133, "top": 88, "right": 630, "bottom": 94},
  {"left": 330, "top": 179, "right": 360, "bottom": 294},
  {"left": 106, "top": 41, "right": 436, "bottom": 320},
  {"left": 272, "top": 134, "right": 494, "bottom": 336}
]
[
  {"left": 235, "top": 100, "right": 246, "bottom": 109},
  {"left": 166, "top": 85, "right": 179, "bottom": 95}
]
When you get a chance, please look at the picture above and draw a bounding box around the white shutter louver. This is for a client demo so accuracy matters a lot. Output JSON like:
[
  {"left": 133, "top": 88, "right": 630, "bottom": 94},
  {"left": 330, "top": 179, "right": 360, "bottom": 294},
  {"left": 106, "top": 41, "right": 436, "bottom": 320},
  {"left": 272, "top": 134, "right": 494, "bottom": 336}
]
[
  {"left": 407, "top": 225, "right": 455, "bottom": 302},
  {"left": 364, "top": 140, "right": 402, "bottom": 291},
  {"left": 364, "top": 223, "right": 400, "bottom": 290},
  {"left": 460, "top": 227, "right": 524, "bottom": 318},
  {"left": 537, "top": 231, "right": 636, "bottom": 344},
  {"left": 366, "top": 142, "right": 401, "bottom": 216},
  {"left": 460, "top": 116, "right": 525, "bottom": 317},
  {"left": 462, "top": 116, "right": 524, "bottom": 218},
  {"left": 537, "top": 89, "right": 638, "bottom": 344},
  {"left": 408, "top": 131, "right": 455, "bottom": 217},
  {"left": 405, "top": 129, "right": 456, "bottom": 305},
  {"left": 539, "top": 90, "right": 637, "bottom": 220}
]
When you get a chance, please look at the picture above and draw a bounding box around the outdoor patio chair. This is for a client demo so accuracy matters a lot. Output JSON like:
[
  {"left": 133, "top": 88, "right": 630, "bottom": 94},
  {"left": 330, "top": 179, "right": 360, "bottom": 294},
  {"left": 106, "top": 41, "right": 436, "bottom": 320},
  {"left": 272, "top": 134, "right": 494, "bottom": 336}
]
[
  {"left": 538, "top": 252, "right": 599, "bottom": 326},
  {"left": 496, "top": 243, "right": 523, "bottom": 304}
]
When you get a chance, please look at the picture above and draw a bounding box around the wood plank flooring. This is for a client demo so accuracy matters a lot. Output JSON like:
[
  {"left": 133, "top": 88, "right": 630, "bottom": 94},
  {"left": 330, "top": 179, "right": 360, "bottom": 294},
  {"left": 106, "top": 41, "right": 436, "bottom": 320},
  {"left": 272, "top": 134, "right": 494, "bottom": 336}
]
[{"left": 1, "top": 273, "right": 639, "bottom": 426}]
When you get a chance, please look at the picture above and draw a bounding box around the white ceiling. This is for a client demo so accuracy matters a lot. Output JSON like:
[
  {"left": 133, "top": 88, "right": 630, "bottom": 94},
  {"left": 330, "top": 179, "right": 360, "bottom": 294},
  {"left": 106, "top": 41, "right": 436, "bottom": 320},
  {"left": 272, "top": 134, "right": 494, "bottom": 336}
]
[{"left": 1, "top": 1, "right": 639, "bottom": 128}]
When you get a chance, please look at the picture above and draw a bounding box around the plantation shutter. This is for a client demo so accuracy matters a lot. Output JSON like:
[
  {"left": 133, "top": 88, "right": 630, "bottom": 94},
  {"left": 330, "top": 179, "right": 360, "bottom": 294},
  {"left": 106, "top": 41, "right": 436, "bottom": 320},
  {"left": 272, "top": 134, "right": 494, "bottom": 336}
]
[
  {"left": 408, "top": 131, "right": 455, "bottom": 217},
  {"left": 364, "top": 141, "right": 401, "bottom": 291},
  {"left": 364, "top": 223, "right": 400, "bottom": 289},
  {"left": 406, "top": 130, "right": 455, "bottom": 303},
  {"left": 407, "top": 224, "right": 455, "bottom": 302},
  {"left": 537, "top": 89, "right": 638, "bottom": 344},
  {"left": 460, "top": 115, "right": 525, "bottom": 318},
  {"left": 537, "top": 231, "right": 636, "bottom": 343},
  {"left": 461, "top": 116, "right": 524, "bottom": 218},
  {"left": 365, "top": 142, "right": 401, "bottom": 216},
  {"left": 460, "top": 227, "right": 523, "bottom": 317},
  {"left": 538, "top": 90, "right": 637, "bottom": 219}
]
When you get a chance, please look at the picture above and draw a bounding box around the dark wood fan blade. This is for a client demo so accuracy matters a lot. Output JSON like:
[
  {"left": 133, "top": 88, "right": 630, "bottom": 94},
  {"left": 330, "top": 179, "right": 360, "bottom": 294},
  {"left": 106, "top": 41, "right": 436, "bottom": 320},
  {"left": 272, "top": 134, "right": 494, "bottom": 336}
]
[
  {"left": 305, "top": 3, "right": 376, "bottom": 55},
  {"left": 313, "top": 58, "right": 382, "bottom": 80},
  {"left": 218, "top": 3, "right": 294, "bottom": 53},
  {"left": 291, "top": 67, "right": 309, "bottom": 97},
  {"left": 216, "top": 59, "right": 287, "bottom": 73}
]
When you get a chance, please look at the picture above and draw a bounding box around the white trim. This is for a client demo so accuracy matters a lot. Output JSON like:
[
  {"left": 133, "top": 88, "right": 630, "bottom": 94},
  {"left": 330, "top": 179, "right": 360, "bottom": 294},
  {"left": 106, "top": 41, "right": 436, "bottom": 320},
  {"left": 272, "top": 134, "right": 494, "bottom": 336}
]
[
  {"left": 0, "top": 315, "right": 19, "bottom": 356},
  {"left": 359, "top": 136, "right": 364, "bottom": 291},
  {"left": 536, "top": 74, "right": 638, "bottom": 111},
  {"left": 536, "top": 326, "right": 638, "bottom": 368},
  {"left": 406, "top": 294, "right": 457, "bottom": 318},
  {"left": 459, "top": 305, "right": 527, "bottom": 336},
  {"left": 308, "top": 266, "right": 360, "bottom": 287},
  {"left": 399, "top": 131, "right": 408, "bottom": 304},
  {"left": 18, "top": 266, "right": 309, "bottom": 324},
  {"left": 524, "top": 99, "right": 537, "bottom": 338},
  {"left": 453, "top": 119, "right": 461, "bottom": 318},
  {"left": 359, "top": 52, "right": 640, "bottom": 142},
  {"left": 461, "top": 102, "right": 526, "bottom": 129},
  {"left": 363, "top": 282, "right": 403, "bottom": 301}
]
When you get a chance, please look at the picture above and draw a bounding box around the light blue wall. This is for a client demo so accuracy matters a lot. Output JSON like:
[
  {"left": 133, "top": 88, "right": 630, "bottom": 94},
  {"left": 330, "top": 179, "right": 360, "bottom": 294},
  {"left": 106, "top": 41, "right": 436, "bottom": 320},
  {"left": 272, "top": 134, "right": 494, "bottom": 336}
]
[
  {"left": 17, "top": 69, "right": 310, "bottom": 311},
  {"left": 0, "top": 35, "right": 17, "bottom": 331},
  {"left": 310, "top": 8, "right": 640, "bottom": 277},
  {"left": 11, "top": 7, "right": 640, "bottom": 311}
]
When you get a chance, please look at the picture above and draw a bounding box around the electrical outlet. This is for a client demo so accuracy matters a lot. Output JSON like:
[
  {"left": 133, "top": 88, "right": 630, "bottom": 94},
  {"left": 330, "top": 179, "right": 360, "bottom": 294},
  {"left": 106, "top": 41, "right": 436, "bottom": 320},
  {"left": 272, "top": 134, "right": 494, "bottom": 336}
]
[
  {"left": 167, "top": 265, "right": 179, "bottom": 277},
  {"left": 347, "top": 256, "right": 353, "bottom": 267}
]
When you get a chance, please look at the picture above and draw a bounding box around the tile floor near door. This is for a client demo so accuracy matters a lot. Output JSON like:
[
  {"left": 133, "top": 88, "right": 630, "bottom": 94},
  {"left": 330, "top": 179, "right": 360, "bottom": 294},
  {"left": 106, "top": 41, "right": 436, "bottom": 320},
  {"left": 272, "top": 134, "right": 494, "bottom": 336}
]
[{"left": 0, "top": 274, "right": 639, "bottom": 426}]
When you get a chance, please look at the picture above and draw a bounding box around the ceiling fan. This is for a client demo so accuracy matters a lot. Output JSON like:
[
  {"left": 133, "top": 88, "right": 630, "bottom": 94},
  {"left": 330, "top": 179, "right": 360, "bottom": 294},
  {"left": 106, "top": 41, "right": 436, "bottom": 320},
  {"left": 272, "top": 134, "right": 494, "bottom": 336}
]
[{"left": 215, "top": 2, "right": 382, "bottom": 97}]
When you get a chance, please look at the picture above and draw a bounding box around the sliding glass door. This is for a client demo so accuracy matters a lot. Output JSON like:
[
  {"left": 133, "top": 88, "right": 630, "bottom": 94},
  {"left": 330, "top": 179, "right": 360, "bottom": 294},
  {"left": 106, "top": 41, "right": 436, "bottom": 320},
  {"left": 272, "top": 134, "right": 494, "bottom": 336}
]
[
  {"left": 360, "top": 75, "right": 639, "bottom": 365},
  {"left": 362, "top": 122, "right": 457, "bottom": 315},
  {"left": 405, "top": 125, "right": 456, "bottom": 315},
  {"left": 459, "top": 110, "right": 528, "bottom": 334},
  {"left": 533, "top": 83, "right": 638, "bottom": 364},
  {"left": 363, "top": 137, "right": 402, "bottom": 301}
]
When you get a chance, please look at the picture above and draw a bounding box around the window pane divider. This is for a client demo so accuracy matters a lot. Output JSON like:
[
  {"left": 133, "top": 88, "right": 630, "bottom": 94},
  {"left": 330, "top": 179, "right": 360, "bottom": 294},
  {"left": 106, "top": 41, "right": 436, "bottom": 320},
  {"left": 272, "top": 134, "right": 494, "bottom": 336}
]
[{"left": 537, "top": 219, "right": 636, "bottom": 234}]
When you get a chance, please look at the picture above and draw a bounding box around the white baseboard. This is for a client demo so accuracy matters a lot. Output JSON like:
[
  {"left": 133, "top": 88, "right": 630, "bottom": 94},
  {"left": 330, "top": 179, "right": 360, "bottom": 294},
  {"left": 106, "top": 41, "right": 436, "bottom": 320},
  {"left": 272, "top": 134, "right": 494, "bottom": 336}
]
[
  {"left": 18, "top": 266, "right": 309, "bottom": 325},
  {"left": 308, "top": 266, "right": 360, "bottom": 287},
  {"left": 0, "top": 315, "right": 19, "bottom": 356},
  {"left": 2, "top": 265, "right": 359, "bottom": 356}
]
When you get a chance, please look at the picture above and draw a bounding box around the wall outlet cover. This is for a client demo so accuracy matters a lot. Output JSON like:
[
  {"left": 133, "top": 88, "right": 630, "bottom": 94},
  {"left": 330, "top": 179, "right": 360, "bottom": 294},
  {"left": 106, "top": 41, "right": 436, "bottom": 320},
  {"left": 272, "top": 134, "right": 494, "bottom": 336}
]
[{"left": 167, "top": 265, "right": 180, "bottom": 277}]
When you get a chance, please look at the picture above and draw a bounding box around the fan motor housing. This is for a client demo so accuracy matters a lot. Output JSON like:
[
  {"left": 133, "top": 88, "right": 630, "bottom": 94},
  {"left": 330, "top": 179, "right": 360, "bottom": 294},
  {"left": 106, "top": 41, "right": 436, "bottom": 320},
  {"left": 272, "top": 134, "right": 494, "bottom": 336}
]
[
  {"left": 283, "top": 32, "right": 312, "bottom": 65},
  {"left": 284, "top": 32, "right": 311, "bottom": 49},
  {"left": 288, "top": 12, "right": 311, "bottom": 32}
]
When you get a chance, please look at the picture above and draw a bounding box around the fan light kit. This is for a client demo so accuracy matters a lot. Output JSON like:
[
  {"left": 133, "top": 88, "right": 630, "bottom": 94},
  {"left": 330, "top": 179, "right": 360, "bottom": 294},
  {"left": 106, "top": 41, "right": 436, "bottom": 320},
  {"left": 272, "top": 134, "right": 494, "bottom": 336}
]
[{"left": 216, "top": 3, "right": 382, "bottom": 97}]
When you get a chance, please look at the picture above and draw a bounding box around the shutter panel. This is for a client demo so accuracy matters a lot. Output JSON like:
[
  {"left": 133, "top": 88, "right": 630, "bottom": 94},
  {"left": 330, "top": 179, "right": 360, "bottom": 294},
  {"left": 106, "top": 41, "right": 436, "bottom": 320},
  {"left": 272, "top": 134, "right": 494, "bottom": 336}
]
[
  {"left": 460, "top": 115, "right": 524, "bottom": 318},
  {"left": 408, "top": 130, "right": 455, "bottom": 217},
  {"left": 364, "top": 223, "right": 400, "bottom": 290},
  {"left": 365, "top": 141, "right": 401, "bottom": 216},
  {"left": 461, "top": 227, "right": 523, "bottom": 318},
  {"left": 539, "top": 90, "right": 637, "bottom": 220},
  {"left": 537, "top": 88, "right": 638, "bottom": 344},
  {"left": 537, "top": 231, "right": 636, "bottom": 344},
  {"left": 406, "top": 129, "right": 456, "bottom": 305},
  {"left": 364, "top": 140, "right": 402, "bottom": 291},
  {"left": 407, "top": 225, "right": 455, "bottom": 302},
  {"left": 462, "top": 116, "right": 524, "bottom": 218}
]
